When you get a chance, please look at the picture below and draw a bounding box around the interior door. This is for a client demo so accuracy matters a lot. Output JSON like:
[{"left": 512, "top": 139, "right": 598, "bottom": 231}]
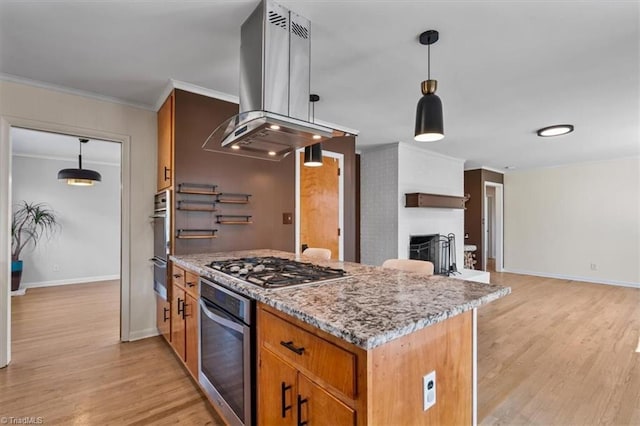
[{"left": 299, "top": 153, "right": 340, "bottom": 260}]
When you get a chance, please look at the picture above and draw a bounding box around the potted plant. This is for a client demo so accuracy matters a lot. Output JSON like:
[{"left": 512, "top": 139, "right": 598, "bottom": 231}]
[{"left": 11, "top": 201, "right": 59, "bottom": 292}]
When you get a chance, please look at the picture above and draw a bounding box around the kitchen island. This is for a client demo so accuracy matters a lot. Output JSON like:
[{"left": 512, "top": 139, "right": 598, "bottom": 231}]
[{"left": 170, "top": 249, "right": 510, "bottom": 425}]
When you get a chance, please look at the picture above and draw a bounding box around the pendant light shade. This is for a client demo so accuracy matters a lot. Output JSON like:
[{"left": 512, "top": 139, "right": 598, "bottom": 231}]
[
  {"left": 414, "top": 30, "right": 444, "bottom": 142},
  {"left": 304, "top": 143, "right": 323, "bottom": 167},
  {"left": 58, "top": 138, "right": 102, "bottom": 186}
]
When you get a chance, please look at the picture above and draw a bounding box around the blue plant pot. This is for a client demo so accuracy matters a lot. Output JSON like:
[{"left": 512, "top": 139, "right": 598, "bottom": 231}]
[{"left": 11, "top": 260, "right": 23, "bottom": 292}]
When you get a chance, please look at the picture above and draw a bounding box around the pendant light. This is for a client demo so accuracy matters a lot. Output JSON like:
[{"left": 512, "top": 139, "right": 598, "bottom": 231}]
[
  {"left": 414, "top": 30, "right": 444, "bottom": 142},
  {"left": 57, "top": 138, "right": 102, "bottom": 186},
  {"left": 304, "top": 93, "right": 323, "bottom": 167}
]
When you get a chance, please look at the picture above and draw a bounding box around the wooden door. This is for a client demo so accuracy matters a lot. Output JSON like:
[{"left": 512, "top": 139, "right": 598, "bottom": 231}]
[
  {"left": 298, "top": 374, "right": 356, "bottom": 426},
  {"left": 157, "top": 92, "right": 173, "bottom": 191},
  {"left": 258, "top": 348, "right": 298, "bottom": 426},
  {"left": 171, "top": 284, "right": 186, "bottom": 360},
  {"left": 155, "top": 294, "right": 171, "bottom": 342},
  {"left": 184, "top": 293, "right": 199, "bottom": 377},
  {"left": 300, "top": 153, "right": 340, "bottom": 259}
]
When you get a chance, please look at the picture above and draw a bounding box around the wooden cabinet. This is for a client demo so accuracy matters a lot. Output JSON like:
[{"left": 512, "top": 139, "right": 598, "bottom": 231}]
[
  {"left": 258, "top": 303, "right": 473, "bottom": 426},
  {"left": 258, "top": 305, "right": 364, "bottom": 426},
  {"left": 169, "top": 264, "right": 200, "bottom": 379},
  {"left": 155, "top": 293, "right": 171, "bottom": 342},
  {"left": 157, "top": 92, "right": 173, "bottom": 191}
]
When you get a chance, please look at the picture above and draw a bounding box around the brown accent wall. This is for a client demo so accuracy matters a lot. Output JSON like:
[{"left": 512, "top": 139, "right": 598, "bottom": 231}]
[
  {"left": 173, "top": 90, "right": 295, "bottom": 255},
  {"left": 172, "top": 90, "right": 357, "bottom": 261},
  {"left": 463, "top": 169, "right": 504, "bottom": 270}
]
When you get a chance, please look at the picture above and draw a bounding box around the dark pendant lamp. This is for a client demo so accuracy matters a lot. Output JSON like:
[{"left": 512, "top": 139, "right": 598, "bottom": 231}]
[
  {"left": 414, "top": 30, "right": 444, "bottom": 142},
  {"left": 304, "top": 93, "right": 323, "bottom": 167},
  {"left": 57, "top": 138, "right": 102, "bottom": 186}
]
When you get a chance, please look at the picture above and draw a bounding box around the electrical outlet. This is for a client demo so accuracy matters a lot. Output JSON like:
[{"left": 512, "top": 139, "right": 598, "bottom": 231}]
[
  {"left": 590, "top": 263, "right": 597, "bottom": 271},
  {"left": 53, "top": 264, "right": 60, "bottom": 272},
  {"left": 423, "top": 371, "right": 436, "bottom": 411}
]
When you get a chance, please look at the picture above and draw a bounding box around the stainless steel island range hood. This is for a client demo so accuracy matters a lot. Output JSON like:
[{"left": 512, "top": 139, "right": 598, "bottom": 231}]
[{"left": 203, "top": 0, "right": 345, "bottom": 161}]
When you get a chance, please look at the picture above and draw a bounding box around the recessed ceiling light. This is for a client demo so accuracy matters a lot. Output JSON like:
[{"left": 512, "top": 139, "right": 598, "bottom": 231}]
[
  {"left": 231, "top": 145, "right": 240, "bottom": 150},
  {"left": 269, "top": 125, "right": 281, "bottom": 130},
  {"left": 268, "top": 151, "right": 276, "bottom": 156},
  {"left": 537, "top": 124, "right": 574, "bottom": 137},
  {"left": 312, "top": 135, "right": 322, "bottom": 140}
]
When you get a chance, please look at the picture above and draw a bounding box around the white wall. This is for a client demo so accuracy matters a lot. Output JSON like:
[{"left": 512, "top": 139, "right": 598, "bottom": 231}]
[
  {"left": 360, "top": 142, "right": 465, "bottom": 268},
  {"left": 504, "top": 157, "right": 640, "bottom": 286},
  {"left": 0, "top": 80, "right": 157, "bottom": 358},
  {"left": 360, "top": 144, "right": 398, "bottom": 265},
  {"left": 12, "top": 155, "right": 120, "bottom": 287},
  {"left": 397, "top": 143, "right": 465, "bottom": 268}
]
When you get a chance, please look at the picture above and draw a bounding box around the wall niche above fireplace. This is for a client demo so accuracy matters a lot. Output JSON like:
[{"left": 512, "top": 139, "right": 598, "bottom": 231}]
[{"left": 405, "top": 193, "right": 467, "bottom": 209}]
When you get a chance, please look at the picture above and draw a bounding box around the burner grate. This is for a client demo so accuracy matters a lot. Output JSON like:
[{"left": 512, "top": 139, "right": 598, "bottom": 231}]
[{"left": 207, "top": 256, "right": 346, "bottom": 288}]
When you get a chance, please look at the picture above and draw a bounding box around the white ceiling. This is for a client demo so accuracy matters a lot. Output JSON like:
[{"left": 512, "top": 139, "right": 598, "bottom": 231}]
[
  {"left": 11, "top": 128, "right": 121, "bottom": 165},
  {"left": 1, "top": 1, "right": 638, "bottom": 170}
]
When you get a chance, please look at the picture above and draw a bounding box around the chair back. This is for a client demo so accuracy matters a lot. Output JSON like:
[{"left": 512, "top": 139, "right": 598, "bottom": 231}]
[
  {"left": 302, "top": 247, "right": 332, "bottom": 260},
  {"left": 382, "top": 259, "right": 434, "bottom": 275}
]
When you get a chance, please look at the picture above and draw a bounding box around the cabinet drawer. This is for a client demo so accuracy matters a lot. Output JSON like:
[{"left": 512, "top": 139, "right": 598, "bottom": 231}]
[
  {"left": 261, "top": 309, "right": 356, "bottom": 399},
  {"left": 171, "top": 264, "right": 185, "bottom": 287},
  {"left": 184, "top": 271, "right": 199, "bottom": 297}
]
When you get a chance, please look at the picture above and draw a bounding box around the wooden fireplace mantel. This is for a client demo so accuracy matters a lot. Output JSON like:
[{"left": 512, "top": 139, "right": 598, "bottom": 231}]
[{"left": 405, "top": 193, "right": 467, "bottom": 209}]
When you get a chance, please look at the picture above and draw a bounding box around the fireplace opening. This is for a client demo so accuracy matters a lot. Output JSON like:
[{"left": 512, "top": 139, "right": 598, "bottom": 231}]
[{"left": 409, "top": 233, "right": 458, "bottom": 276}]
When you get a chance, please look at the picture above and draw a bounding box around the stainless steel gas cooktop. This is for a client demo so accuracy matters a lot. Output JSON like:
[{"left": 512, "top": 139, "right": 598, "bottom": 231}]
[{"left": 207, "top": 256, "right": 347, "bottom": 289}]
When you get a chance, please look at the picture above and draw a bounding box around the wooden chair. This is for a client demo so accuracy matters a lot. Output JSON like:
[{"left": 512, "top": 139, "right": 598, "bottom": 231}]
[
  {"left": 382, "top": 259, "right": 434, "bottom": 275},
  {"left": 302, "top": 247, "right": 332, "bottom": 260}
]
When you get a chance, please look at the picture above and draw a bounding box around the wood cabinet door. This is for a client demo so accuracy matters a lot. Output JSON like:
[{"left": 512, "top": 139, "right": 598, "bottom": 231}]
[
  {"left": 184, "top": 293, "right": 199, "bottom": 378},
  {"left": 171, "top": 285, "right": 186, "bottom": 360},
  {"left": 258, "top": 348, "right": 297, "bottom": 426},
  {"left": 155, "top": 294, "right": 171, "bottom": 342},
  {"left": 298, "top": 374, "right": 356, "bottom": 426},
  {"left": 157, "top": 93, "right": 173, "bottom": 191}
]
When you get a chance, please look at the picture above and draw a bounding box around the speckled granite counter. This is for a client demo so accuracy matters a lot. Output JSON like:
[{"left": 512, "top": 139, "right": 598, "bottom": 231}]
[{"left": 171, "top": 249, "right": 510, "bottom": 350}]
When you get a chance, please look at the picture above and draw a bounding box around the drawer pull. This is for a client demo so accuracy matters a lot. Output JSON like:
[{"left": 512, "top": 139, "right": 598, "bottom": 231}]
[
  {"left": 187, "top": 281, "right": 195, "bottom": 287},
  {"left": 297, "top": 395, "right": 308, "bottom": 426},
  {"left": 281, "top": 382, "right": 292, "bottom": 418},
  {"left": 280, "top": 340, "right": 305, "bottom": 355},
  {"left": 173, "top": 273, "right": 182, "bottom": 278}
]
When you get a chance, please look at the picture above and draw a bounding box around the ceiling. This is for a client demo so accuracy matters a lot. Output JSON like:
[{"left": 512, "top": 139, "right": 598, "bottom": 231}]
[
  {"left": 11, "top": 128, "right": 121, "bottom": 166},
  {"left": 1, "top": 1, "right": 638, "bottom": 171}
]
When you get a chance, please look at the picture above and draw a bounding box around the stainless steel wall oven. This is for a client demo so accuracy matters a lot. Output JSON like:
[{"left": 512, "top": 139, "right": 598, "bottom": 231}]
[
  {"left": 199, "top": 277, "right": 254, "bottom": 426},
  {"left": 151, "top": 190, "right": 170, "bottom": 300}
]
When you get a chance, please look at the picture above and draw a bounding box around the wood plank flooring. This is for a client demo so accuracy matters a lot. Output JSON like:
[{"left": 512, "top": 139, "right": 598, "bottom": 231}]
[
  {"left": 479, "top": 270, "right": 640, "bottom": 425},
  {"left": 2, "top": 274, "right": 639, "bottom": 425},
  {"left": 1, "top": 281, "right": 223, "bottom": 425}
]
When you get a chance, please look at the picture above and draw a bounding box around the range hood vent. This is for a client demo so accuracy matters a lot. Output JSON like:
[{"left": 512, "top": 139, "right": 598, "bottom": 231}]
[{"left": 203, "top": 0, "right": 344, "bottom": 161}]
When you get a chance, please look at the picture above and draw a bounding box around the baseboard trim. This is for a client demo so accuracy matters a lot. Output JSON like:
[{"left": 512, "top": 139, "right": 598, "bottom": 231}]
[
  {"left": 22, "top": 275, "right": 120, "bottom": 289},
  {"left": 502, "top": 268, "right": 640, "bottom": 289},
  {"left": 127, "top": 327, "right": 160, "bottom": 341}
]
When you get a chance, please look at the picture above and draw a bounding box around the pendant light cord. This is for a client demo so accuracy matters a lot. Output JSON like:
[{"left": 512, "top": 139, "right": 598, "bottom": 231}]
[
  {"left": 427, "top": 43, "right": 431, "bottom": 80},
  {"left": 78, "top": 140, "right": 83, "bottom": 170}
]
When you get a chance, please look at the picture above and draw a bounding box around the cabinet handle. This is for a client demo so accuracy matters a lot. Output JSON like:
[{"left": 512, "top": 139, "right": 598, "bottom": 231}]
[
  {"left": 164, "top": 166, "right": 171, "bottom": 181},
  {"left": 297, "top": 395, "right": 308, "bottom": 426},
  {"left": 186, "top": 281, "right": 195, "bottom": 288},
  {"left": 280, "top": 341, "right": 305, "bottom": 355},
  {"left": 177, "top": 298, "right": 184, "bottom": 316},
  {"left": 163, "top": 307, "right": 170, "bottom": 322},
  {"left": 173, "top": 273, "right": 182, "bottom": 278},
  {"left": 281, "top": 382, "right": 292, "bottom": 418},
  {"left": 182, "top": 301, "right": 189, "bottom": 319}
]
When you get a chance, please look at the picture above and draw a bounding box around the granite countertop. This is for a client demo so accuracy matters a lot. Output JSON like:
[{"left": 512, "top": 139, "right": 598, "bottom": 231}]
[{"left": 171, "top": 249, "right": 510, "bottom": 350}]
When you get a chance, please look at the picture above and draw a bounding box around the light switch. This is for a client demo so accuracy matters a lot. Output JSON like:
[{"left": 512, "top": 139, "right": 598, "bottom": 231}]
[{"left": 282, "top": 213, "right": 293, "bottom": 225}]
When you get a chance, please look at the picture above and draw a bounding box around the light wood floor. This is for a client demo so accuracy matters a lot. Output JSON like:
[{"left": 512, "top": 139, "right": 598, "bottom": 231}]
[
  {"left": 479, "top": 270, "right": 640, "bottom": 425},
  {"left": 3, "top": 275, "right": 639, "bottom": 425},
  {"left": 1, "top": 281, "right": 223, "bottom": 425}
]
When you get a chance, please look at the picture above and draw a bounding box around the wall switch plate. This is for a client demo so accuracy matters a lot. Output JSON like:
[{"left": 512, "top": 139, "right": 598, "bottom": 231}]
[
  {"left": 590, "top": 263, "right": 597, "bottom": 271},
  {"left": 282, "top": 213, "right": 293, "bottom": 225},
  {"left": 423, "top": 370, "right": 436, "bottom": 411},
  {"left": 53, "top": 264, "right": 60, "bottom": 272}
]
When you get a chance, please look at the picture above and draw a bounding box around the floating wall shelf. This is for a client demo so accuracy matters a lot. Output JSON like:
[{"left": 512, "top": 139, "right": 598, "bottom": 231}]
[
  {"left": 216, "top": 215, "right": 252, "bottom": 225},
  {"left": 216, "top": 193, "right": 251, "bottom": 204},
  {"left": 177, "top": 182, "right": 219, "bottom": 195},
  {"left": 405, "top": 193, "right": 467, "bottom": 209},
  {"left": 176, "top": 229, "right": 218, "bottom": 239},
  {"left": 177, "top": 200, "right": 217, "bottom": 212}
]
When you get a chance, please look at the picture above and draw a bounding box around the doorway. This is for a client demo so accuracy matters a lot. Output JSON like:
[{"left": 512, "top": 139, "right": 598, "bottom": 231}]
[
  {"left": 1, "top": 117, "right": 130, "bottom": 368},
  {"left": 295, "top": 149, "right": 344, "bottom": 260},
  {"left": 483, "top": 182, "right": 504, "bottom": 271}
]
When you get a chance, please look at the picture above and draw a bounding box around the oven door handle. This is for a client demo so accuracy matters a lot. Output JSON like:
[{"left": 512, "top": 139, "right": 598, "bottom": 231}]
[
  {"left": 149, "top": 258, "right": 167, "bottom": 268},
  {"left": 199, "top": 299, "right": 245, "bottom": 333}
]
